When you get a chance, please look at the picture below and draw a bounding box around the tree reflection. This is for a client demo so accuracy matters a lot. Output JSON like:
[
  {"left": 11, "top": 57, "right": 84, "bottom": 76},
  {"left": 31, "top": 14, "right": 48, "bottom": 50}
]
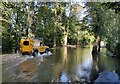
[
  {"left": 63, "top": 47, "right": 68, "bottom": 66},
  {"left": 116, "top": 57, "right": 120, "bottom": 77},
  {"left": 90, "top": 54, "right": 100, "bottom": 82}
]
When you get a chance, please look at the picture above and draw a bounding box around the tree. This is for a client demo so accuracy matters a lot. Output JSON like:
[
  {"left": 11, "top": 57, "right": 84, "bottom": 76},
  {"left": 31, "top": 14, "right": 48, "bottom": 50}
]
[
  {"left": 83, "top": 2, "right": 120, "bottom": 55},
  {"left": 2, "top": 2, "right": 29, "bottom": 53},
  {"left": 102, "top": 2, "right": 120, "bottom": 56},
  {"left": 82, "top": 2, "right": 106, "bottom": 53}
]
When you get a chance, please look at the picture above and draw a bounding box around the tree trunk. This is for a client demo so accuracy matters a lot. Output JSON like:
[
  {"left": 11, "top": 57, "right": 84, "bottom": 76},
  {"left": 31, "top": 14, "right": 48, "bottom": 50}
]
[
  {"left": 53, "top": 27, "right": 56, "bottom": 47},
  {"left": 93, "top": 9, "right": 101, "bottom": 54},
  {"left": 9, "top": 24, "right": 12, "bottom": 53},
  {"left": 77, "top": 29, "right": 79, "bottom": 45},
  {"left": 27, "top": 1, "right": 35, "bottom": 37},
  {"left": 92, "top": 34, "right": 101, "bottom": 54},
  {"left": 96, "top": 35, "right": 101, "bottom": 53},
  {"left": 53, "top": 35, "right": 56, "bottom": 47},
  {"left": 63, "top": 31, "right": 68, "bottom": 46},
  {"left": 27, "top": 2, "right": 30, "bottom": 36},
  {"left": 31, "top": 1, "right": 35, "bottom": 34}
]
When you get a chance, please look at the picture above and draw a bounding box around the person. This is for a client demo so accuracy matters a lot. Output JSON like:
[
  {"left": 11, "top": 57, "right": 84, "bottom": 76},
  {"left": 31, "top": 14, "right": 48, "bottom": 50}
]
[{"left": 32, "top": 49, "right": 38, "bottom": 57}]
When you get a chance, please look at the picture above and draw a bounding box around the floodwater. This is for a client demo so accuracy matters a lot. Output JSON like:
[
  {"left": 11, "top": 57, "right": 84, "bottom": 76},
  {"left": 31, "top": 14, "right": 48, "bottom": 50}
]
[{"left": 2, "top": 46, "right": 120, "bottom": 83}]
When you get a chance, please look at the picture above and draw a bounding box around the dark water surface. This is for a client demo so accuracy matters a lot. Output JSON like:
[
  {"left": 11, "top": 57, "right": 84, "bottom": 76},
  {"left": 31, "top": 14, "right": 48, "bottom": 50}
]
[{"left": 2, "top": 46, "right": 120, "bottom": 82}]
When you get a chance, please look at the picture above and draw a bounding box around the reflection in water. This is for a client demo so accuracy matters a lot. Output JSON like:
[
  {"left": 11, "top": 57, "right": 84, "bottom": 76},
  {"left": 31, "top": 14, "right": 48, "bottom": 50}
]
[
  {"left": 99, "top": 49, "right": 116, "bottom": 72},
  {"left": 90, "top": 54, "right": 100, "bottom": 82},
  {"left": 59, "top": 71, "right": 71, "bottom": 82},
  {"left": 63, "top": 47, "right": 68, "bottom": 67},
  {"left": 76, "top": 48, "right": 93, "bottom": 82},
  {"left": 90, "top": 48, "right": 120, "bottom": 82},
  {"left": 19, "top": 59, "right": 37, "bottom": 81},
  {"left": 3, "top": 47, "right": 120, "bottom": 82},
  {"left": 36, "top": 47, "right": 94, "bottom": 82},
  {"left": 77, "top": 60, "right": 93, "bottom": 82},
  {"left": 37, "top": 52, "right": 43, "bottom": 61},
  {"left": 92, "top": 55, "right": 99, "bottom": 72},
  {"left": 50, "top": 47, "right": 69, "bottom": 82},
  {"left": 116, "top": 57, "right": 120, "bottom": 77}
]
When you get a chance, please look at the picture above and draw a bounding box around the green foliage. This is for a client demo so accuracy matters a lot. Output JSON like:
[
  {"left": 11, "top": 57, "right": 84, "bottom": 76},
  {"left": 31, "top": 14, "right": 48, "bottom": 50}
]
[
  {"left": 102, "top": 2, "right": 120, "bottom": 14},
  {"left": 82, "top": 2, "right": 120, "bottom": 54},
  {"left": 2, "top": 2, "right": 93, "bottom": 53},
  {"left": 2, "top": 2, "right": 28, "bottom": 53}
]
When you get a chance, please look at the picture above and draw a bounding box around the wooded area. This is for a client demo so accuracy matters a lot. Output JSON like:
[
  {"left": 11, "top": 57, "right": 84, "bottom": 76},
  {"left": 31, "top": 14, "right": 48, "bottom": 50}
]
[{"left": 1, "top": 2, "right": 120, "bottom": 57}]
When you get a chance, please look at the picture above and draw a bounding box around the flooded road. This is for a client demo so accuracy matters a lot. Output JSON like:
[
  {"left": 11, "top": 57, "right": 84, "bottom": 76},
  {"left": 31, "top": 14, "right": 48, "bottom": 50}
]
[{"left": 2, "top": 46, "right": 120, "bottom": 83}]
